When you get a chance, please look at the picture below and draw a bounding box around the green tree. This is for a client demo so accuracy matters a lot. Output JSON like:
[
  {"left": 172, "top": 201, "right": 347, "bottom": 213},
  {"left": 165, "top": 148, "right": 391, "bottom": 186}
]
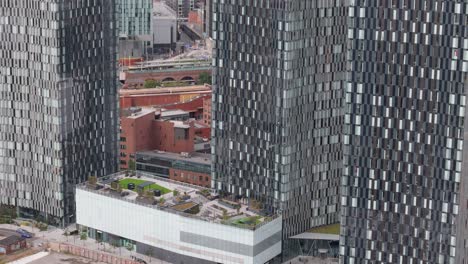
[
  {"left": 197, "top": 72, "right": 212, "bottom": 85},
  {"left": 128, "top": 159, "right": 136, "bottom": 171},
  {"left": 144, "top": 79, "right": 160, "bottom": 88},
  {"left": 88, "top": 176, "right": 97, "bottom": 185},
  {"left": 80, "top": 232, "right": 88, "bottom": 240}
]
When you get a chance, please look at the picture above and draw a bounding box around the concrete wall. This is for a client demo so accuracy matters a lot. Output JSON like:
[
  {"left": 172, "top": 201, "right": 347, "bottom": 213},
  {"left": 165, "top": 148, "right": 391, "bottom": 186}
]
[
  {"left": 153, "top": 17, "right": 177, "bottom": 45},
  {"left": 76, "top": 189, "right": 282, "bottom": 264}
]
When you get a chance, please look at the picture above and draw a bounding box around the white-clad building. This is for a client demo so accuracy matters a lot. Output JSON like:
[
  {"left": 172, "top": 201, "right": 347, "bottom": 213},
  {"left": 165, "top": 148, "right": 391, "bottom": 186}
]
[
  {"left": 76, "top": 172, "right": 282, "bottom": 264},
  {"left": 153, "top": 2, "right": 178, "bottom": 48}
]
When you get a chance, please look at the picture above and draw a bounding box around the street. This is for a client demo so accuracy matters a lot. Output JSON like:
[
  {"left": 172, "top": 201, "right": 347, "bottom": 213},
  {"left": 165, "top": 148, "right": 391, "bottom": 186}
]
[{"left": 0, "top": 223, "right": 170, "bottom": 264}]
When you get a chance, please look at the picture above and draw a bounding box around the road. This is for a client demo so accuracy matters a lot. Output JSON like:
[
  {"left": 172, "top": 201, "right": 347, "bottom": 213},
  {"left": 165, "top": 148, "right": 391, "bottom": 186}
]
[
  {"left": 0, "top": 223, "right": 170, "bottom": 264},
  {"left": 0, "top": 227, "right": 21, "bottom": 237}
]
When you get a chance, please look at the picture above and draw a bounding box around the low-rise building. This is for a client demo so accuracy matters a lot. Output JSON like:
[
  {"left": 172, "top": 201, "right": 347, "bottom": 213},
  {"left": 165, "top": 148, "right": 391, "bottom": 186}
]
[
  {"left": 76, "top": 172, "right": 282, "bottom": 264},
  {"left": 119, "top": 85, "right": 211, "bottom": 108},
  {"left": 136, "top": 151, "right": 211, "bottom": 187},
  {"left": 120, "top": 107, "right": 209, "bottom": 170},
  {"left": 0, "top": 236, "right": 27, "bottom": 255}
]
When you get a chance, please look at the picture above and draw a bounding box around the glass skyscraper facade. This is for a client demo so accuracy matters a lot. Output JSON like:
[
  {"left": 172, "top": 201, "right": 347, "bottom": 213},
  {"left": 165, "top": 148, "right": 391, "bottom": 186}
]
[
  {"left": 0, "top": 0, "right": 119, "bottom": 226},
  {"left": 165, "top": 0, "right": 194, "bottom": 18},
  {"left": 341, "top": 0, "right": 468, "bottom": 263},
  {"left": 212, "top": 0, "right": 348, "bottom": 246},
  {"left": 117, "top": 0, "right": 152, "bottom": 37}
]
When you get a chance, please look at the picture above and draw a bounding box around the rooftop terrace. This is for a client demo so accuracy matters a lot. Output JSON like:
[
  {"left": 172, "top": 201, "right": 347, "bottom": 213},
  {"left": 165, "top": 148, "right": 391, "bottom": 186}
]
[{"left": 77, "top": 171, "right": 276, "bottom": 230}]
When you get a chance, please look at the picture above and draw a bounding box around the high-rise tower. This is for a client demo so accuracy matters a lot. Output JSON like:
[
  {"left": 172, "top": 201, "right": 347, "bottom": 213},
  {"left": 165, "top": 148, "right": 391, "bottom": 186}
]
[
  {"left": 341, "top": 0, "right": 468, "bottom": 263},
  {"left": 0, "top": 0, "right": 118, "bottom": 226},
  {"left": 212, "top": 0, "right": 348, "bottom": 249},
  {"left": 117, "top": 0, "right": 152, "bottom": 38}
]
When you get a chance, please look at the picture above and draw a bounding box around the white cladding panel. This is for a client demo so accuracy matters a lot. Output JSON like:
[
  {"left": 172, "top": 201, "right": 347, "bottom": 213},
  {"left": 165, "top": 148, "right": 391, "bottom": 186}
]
[{"left": 76, "top": 189, "right": 282, "bottom": 264}]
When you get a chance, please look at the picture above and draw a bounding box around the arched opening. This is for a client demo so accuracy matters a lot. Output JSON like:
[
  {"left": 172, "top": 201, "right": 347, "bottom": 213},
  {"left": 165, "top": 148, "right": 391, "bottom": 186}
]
[
  {"left": 181, "top": 76, "right": 195, "bottom": 82},
  {"left": 162, "top": 77, "right": 175, "bottom": 82}
]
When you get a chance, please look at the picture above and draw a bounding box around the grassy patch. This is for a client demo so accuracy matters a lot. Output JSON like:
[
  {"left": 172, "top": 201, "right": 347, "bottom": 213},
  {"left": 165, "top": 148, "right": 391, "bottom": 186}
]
[
  {"left": 0, "top": 205, "right": 17, "bottom": 224},
  {"left": 118, "top": 178, "right": 171, "bottom": 194},
  {"left": 307, "top": 223, "right": 340, "bottom": 235},
  {"left": 232, "top": 216, "right": 262, "bottom": 227}
]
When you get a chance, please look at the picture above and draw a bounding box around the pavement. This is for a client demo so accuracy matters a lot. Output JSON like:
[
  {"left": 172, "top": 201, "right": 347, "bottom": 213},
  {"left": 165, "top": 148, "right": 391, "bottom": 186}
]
[
  {"left": 28, "top": 252, "right": 107, "bottom": 264},
  {"left": 286, "top": 256, "right": 339, "bottom": 264},
  {"left": 0, "top": 223, "right": 170, "bottom": 264}
]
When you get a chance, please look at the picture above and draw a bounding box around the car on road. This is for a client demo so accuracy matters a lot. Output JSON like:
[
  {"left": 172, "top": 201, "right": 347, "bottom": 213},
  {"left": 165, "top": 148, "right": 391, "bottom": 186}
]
[{"left": 16, "top": 228, "right": 33, "bottom": 238}]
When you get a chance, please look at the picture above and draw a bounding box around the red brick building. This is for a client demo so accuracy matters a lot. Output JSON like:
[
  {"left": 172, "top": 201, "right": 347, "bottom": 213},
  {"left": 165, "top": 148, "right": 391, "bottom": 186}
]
[
  {"left": 121, "top": 68, "right": 211, "bottom": 87},
  {"left": 119, "top": 108, "right": 209, "bottom": 170},
  {"left": 202, "top": 97, "right": 211, "bottom": 126},
  {"left": 163, "top": 94, "right": 210, "bottom": 120},
  {"left": 119, "top": 85, "right": 211, "bottom": 108},
  {"left": 0, "top": 236, "right": 27, "bottom": 255}
]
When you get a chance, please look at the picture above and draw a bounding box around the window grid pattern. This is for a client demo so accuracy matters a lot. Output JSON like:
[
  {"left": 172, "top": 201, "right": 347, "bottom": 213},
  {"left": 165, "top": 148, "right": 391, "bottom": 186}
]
[
  {"left": 0, "top": 0, "right": 118, "bottom": 225},
  {"left": 117, "top": 0, "right": 152, "bottom": 37},
  {"left": 341, "top": 0, "right": 468, "bottom": 263},
  {"left": 212, "top": 0, "right": 347, "bottom": 240}
]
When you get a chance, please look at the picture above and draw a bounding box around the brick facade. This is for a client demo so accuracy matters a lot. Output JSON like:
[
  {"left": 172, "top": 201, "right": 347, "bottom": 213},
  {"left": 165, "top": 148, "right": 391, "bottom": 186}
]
[
  {"left": 120, "top": 109, "right": 208, "bottom": 170},
  {"left": 202, "top": 97, "right": 211, "bottom": 126},
  {"left": 122, "top": 68, "right": 211, "bottom": 87},
  {"left": 119, "top": 85, "right": 211, "bottom": 108},
  {"left": 169, "top": 168, "right": 211, "bottom": 188}
]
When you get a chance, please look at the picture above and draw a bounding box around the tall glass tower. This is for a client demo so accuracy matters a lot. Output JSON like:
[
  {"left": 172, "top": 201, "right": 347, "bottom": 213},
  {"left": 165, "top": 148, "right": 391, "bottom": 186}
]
[
  {"left": 341, "top": 0, "right": 468, "bottom": 263},
  {"left": 117, "top": 0, "right": 152, "bottom": 38},
  {"left": 212, "top": 0, "right": 348, "bottom": 247},
  {"left": 0, "top": 0, "right": 119, "bottom": 226}
]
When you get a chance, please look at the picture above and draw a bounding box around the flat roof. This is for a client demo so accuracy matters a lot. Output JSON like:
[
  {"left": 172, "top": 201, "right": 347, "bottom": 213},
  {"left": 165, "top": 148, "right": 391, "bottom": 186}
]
[
  {"left": 78, "top": 171, "right": 275, "bottom": 230},
  {"left": 124, "top": 108, "right": 155, "bottom": 119},
  {"left": 153, "top": 2, "right": 177, "bottom": 19},
  {"left": 290, "top": 223, "right": 340, "bottom": 241},
  {"left": 0, "top": 235, "right": 24, "bottom": 246},
  {"left": 308, "top": 223, "right": 340, "bottom": 235},
  {"left": 119, "top": 85, "right": 212, "bottom": 96},
  {"left": 171, "top": 120, "right": 191, "bottom": 129},
  {"left": 137, "top": 150, "right": 211, "bottom": 165},
  {"left": 160, "top": 109, "right": 189, "bottom": 118}
]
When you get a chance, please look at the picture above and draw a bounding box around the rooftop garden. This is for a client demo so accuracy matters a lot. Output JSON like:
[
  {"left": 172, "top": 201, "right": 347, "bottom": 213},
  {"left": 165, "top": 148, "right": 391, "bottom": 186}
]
[
  {"left": 231, "top": 216, "right": 262, "bottom": 228},
  {"left": 307, "top": 223, "right": 340, "bottom": 235},
  {"left": 118, "top": 178, "right": 171, "bottom": 194}
]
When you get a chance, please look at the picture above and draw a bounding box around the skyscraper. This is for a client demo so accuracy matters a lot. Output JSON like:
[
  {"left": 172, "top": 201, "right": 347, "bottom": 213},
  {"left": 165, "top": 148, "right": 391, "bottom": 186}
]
[
  {"left": 212, "top": 0, "right": 348, "bottom": 254},
  {"left": 341, "top": 1, "right": 468, "bottom": 263},
  {"left": 165, "top": 0, "right": 194, "bottom": 18},
  {"left": 0, "top": 0, "right": 118, "bottom": 226},
  {"left": 117, "top": 0, "right": 152, "bottom": 38}
]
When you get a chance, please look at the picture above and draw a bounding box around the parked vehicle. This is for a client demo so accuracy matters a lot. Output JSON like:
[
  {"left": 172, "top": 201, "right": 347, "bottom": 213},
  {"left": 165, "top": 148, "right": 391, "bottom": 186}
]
[{"left": 16, "top": 228, "right": 33, "bottom": 238}]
